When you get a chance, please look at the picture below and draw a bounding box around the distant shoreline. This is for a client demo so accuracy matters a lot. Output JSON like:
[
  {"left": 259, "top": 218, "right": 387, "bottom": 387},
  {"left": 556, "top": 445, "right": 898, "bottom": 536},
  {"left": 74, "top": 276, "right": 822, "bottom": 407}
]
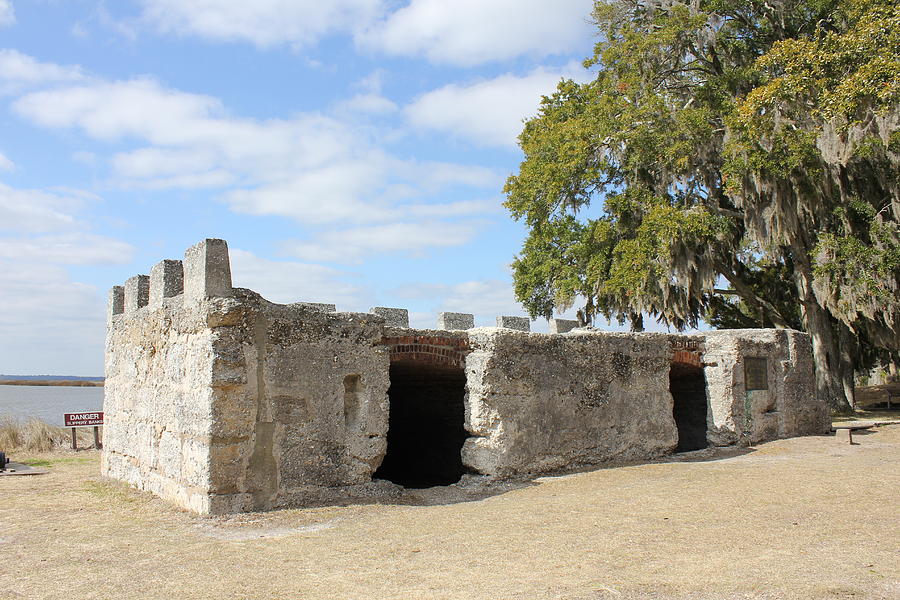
[{"left": 0, "top": 380, "right": 105, "bottom": 387}]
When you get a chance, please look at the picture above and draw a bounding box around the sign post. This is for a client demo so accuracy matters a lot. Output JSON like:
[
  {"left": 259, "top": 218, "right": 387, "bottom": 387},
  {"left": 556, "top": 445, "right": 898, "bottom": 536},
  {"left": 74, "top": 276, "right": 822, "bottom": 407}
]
[{"left": 63, "top": 412, "right": 104, "bottom": 450}]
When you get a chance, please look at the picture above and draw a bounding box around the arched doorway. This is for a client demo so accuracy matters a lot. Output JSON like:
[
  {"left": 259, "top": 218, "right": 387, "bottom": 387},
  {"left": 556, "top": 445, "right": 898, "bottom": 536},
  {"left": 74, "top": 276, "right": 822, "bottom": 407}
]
[
  {"left": 373, "top": 361, "right": 469, "bottom": 487},
  {"left": 670, "top": 358, "right": 709, "bottom": 452}
]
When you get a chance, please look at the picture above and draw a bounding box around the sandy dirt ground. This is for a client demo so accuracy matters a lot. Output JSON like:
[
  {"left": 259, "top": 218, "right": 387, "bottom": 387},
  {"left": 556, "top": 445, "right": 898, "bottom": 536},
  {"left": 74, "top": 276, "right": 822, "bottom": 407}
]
[{"left": 2, "top": 425, "right": 899, "bottom": 600}]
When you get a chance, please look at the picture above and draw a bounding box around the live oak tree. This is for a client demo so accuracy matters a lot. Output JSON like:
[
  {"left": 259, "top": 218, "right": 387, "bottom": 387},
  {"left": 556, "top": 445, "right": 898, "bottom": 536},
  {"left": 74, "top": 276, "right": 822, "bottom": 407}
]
[{"left": 504, "top": 0, "right": 899, "bottom": 412}]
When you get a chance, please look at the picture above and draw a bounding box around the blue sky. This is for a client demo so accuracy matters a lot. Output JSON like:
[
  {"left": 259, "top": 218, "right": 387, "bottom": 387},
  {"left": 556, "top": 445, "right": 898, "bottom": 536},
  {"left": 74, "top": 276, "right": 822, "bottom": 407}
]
[{"left": 0, "top": 0, "right": 606, "bottom": 376}]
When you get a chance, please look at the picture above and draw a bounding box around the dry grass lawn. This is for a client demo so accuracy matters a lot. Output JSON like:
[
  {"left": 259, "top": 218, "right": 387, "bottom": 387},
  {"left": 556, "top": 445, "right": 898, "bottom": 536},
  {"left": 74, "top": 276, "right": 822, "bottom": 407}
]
[{"left": 2, "top": 425, "right": 899, "bottom": 600}]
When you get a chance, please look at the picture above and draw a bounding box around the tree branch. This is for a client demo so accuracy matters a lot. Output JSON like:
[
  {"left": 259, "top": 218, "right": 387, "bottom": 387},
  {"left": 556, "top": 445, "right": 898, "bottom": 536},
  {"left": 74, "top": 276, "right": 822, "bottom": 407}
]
[{"left": 720, "top": 267, "right": 792, "bottom": 328}]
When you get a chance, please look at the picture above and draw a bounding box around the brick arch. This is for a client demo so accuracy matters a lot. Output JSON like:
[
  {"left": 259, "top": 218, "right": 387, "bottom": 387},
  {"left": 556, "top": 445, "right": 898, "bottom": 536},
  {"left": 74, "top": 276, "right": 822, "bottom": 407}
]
[
  {"left": 672, "top": 349, "right": 702, "bottom": 368},
  {"left": 380, "top": 335, "right": 469, "bottom": 369}
]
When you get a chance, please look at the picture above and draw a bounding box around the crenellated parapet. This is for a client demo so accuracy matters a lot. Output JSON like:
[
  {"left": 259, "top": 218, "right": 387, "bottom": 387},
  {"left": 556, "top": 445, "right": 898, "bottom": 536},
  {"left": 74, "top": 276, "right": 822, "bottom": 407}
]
[
  {"left": 108, "top": 238, "right": 548, "bottom": 330},
  {"left": 108, "top": 239, "right": 233, "bottom": 321}
]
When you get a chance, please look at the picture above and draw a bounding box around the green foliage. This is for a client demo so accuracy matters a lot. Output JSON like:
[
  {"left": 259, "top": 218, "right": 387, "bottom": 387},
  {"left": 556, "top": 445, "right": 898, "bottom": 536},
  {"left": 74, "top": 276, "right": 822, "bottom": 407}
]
[
  {"left": 506, "top": 0, "right": 899, "bottom": 407},
  {"left": 707, "top": 257, "right": 803, "bottom": 329},
  {"left": 725, "top": 0, "right": 900, "bottom": 349}
]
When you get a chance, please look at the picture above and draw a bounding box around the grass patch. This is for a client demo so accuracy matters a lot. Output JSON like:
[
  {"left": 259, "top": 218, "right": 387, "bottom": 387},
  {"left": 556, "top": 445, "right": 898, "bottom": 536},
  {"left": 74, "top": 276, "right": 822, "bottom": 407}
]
[
  {"left": 0, "top": 414, "right": 98, "bottom": 451},
  {"left": 23, "top": 456, "right": 96, "bottom": 468},
  {"left": 81, "top": 479, "right": 146, "bottom": 506}
]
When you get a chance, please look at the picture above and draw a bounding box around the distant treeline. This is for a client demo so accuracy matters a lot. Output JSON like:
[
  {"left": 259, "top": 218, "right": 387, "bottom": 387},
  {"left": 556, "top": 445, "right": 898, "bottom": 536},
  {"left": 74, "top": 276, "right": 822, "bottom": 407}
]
[
  {"left": 0, "top": 380, "right": 104, "bottom": 387},
  {"left": 0, "top": 374, "right": 104, "bottom": 381}
]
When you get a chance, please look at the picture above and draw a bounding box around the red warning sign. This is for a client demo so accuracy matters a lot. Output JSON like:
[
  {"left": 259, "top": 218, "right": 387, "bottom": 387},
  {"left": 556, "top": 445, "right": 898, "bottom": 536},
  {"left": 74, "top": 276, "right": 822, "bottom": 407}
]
[{"left": 63, "top": 412, "right": 104, "bottom": 427}]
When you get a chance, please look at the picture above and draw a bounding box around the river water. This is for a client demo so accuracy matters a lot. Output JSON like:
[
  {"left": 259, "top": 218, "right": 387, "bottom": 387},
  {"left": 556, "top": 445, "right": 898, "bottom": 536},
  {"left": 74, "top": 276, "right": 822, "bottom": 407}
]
[{"left": 0, "top": 385, "right": 105, "bottom": 426}]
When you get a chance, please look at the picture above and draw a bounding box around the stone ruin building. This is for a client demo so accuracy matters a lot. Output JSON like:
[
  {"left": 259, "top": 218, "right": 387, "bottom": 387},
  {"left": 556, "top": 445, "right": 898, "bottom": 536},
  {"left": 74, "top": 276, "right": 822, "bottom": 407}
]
[{"left": 102, "top": 239, "right": 830, "bottom": 514}]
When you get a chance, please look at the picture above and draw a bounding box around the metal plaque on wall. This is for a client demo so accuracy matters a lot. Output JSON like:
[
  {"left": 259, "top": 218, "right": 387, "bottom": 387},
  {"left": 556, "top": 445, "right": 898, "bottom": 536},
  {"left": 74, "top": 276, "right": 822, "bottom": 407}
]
[{"left": 744, "top": 357, "right": 769, "bottom": 391}]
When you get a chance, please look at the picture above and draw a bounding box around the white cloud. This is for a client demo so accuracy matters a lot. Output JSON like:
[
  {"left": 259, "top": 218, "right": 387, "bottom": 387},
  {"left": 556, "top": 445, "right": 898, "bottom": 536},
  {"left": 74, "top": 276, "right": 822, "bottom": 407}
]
[
  {"left": 0, "top": 151, "right": 13, "bottom": 171},
  {"left": 0, "top": 184, "right": 84, "bottom": 232},
  {"left": 391, "top": 277, "right": 530, "bottom": 328},
  {"left": 0, "top": 180, "right": 133, "bottom": 374},
  {"left": 334, "top": 69, "right": 397, "bottom": 115},
  {"left": 14, "top": 78, "right": 221, "bottom": 141},
  {"left": 0, "top": 260, "right": 107, "bottom": 375},
  {"left": 359, "top": 0, "right": 593, "bottom": 66},
  {"left": 72, "top": 151, "right": 97, "bottom": 165},
  {"left": 398, "top": 161, "right": 501, "bottom": 190},
  {"left": 0, "top": 182, "right": 133, "bottom": 263},
  {"left": 0, "top": 1, "right": 14, "bottom": 27},
  {"left": 0, "top": 233, "right": 134, "bottom": 264},
  {"left": 110, "top": 146, "right": 217, "bottom": 178},
  {"left": 335, "top": 92, "right": 398, "bottom": 115},
  {"left": 119, "top": 170, "right": 236, "bottom": 190},
  {"left": 138, "top": 0, "right": 383, "bottom": 48},
  {"left": 440, "top": 279, "right": 525, "bottom": 324},
  {"left": 406, "top": 64, "right": 589, "bottom": 147},
  {"left": 0, "top": 49, "right": 84, "bottom": 94},
  {"left": 282, "top": 220, "right": 480, "bottom": 263},
  {"left": 230, "top": 249, "right": 365, "bottom": 307},
  {"left": 8, "top": 53, "right": 505, "bottom": 268},
  {"left": 14, "top": 74, "right": 500, "bottom": 239},
  {"left": 223, "top": 158, "right": 396, "bottom": 224},
  {"left": 406, "top": 198, "right": 501, "bottom": 218}
]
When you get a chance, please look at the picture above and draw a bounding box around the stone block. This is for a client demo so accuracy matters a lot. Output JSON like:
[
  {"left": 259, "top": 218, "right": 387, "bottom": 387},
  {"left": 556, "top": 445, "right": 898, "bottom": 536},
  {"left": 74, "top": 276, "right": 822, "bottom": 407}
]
[
  {"left": 124, "top": 275, "right": 150, "bottom": 313},
  {"left": 437, "top": 312, "right": 474, "bottom": 330},
  {"left": 291, "top": 302, "right": 336, "bottom": 312},
  {"left": 149, "top": 259, "right": 184, "bottom": 308},
  {"left": 184, "top": 238, "right": 232, "bottom": 300},
  {"left": 549, "top": 318, "right": 579, "bottom": 334},
  {"left": 496, "top": 316, "right": 530, "bottom": 332},
  {"left": 371, "top": 307, "right": 409, "bottom": 327},
  {"left": 108, "top": 286, "right": 124, "bottom": 319}
]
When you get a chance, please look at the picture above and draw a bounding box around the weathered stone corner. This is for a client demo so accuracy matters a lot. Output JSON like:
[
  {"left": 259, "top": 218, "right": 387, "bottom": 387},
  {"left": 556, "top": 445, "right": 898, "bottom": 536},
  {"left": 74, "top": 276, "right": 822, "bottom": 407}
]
[
  {"left": 496, "top": 316, "right": 530, "bottom": 332},
  {"left": 437, "top": 312, "right": 474, "bottom": 330},
  {"left": 124, "top": 275, "right": 150, "bottom": 312},
  {"left": 549, "top": 318, "right": 579, "bottom": 334},
  {"left": 371, "top": 307, "right": 409, "bottom": 327},
  {"left": 184, "top": 238, "right": 232, "bottom": 300},
  {"left": 149, "top": 259, "right": 184, "bottom": 308},
  {"left": 290, "top": 302, "right": 336, "bottom": 312},
  {"left": 108, "top": 285, "right": 124, "bottom": 319}
]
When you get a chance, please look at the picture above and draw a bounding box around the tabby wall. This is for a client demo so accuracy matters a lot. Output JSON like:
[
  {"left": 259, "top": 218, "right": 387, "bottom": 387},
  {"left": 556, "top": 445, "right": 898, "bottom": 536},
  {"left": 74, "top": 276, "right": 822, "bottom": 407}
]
[
  {"left": 102, "top": 239, "right": 234, "bottom": 514},
  {"left": 103, "top": 238, "right": 828, "bottom": 515},
  {"left": 703, "top": 328, "right": 824, "bottom": 446},
  {"left": 463, "top": 329, "right": 678, "bottom": 476}
]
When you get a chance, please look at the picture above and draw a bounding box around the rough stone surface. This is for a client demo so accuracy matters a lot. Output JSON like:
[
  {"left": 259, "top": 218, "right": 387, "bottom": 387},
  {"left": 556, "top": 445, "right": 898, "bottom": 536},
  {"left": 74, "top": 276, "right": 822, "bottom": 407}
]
[
  {"left": 104, "top": 238, "right": 828, "bottom": 515},
  {"left": 495, "top": 316, "right": 530, "bottom": 332},
  {"left": 463, "top": 329, "right": 677, "bottom": 475},
  {"left": 183, "top": 238, "right": 232, "bottom": 300},
  {"left": 108, "top": 286, "right": 124, "bottom": 320},
  {"left": 371, "top": 307, "right": 409, "bottom": 328},
  {"left": 290, "top": 302, "right": 336, "bottom": 312},
  {"left": 149, "top": 260, "right": 184, "bottom": 308},
  {"left": 702, "top": 329, "right": 828, "bottom": 446},
  {"left": 124, "top": 275, "right": 149, "bottom": 313},
  {"left": 549, "top": 319, "right": 579, "bottom": 334},
  {"left": 437, "top": 312, "right": 474, "bottom": 330}
]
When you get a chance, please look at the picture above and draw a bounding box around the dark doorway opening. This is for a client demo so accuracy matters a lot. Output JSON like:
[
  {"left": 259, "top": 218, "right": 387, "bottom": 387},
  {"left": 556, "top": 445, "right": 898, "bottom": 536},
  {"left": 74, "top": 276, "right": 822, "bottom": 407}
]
[
  {"left": 670, "top": 363, "right": 709, "bottom": 452},
  {"left": 373, "top": 361, "right": 469, "bottom": 488}
]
